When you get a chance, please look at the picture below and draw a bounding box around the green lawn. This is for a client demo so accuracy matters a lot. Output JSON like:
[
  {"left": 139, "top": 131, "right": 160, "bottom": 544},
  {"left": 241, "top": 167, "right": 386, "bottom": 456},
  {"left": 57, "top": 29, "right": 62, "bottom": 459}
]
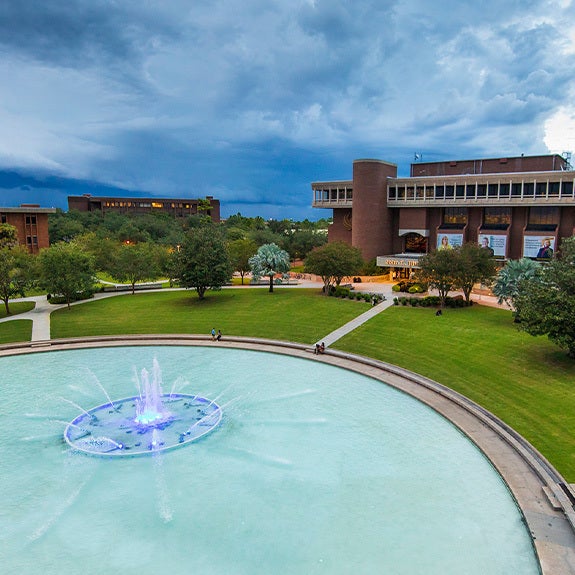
[
  {"left": 0, "top": 320, "right": 33, "bottom": 343},
  {"left": 332, "top": 305, "right": 575, "bottom": 481},
  {"left": 50, "top": 288, "right": 371, "bottom": 344}
]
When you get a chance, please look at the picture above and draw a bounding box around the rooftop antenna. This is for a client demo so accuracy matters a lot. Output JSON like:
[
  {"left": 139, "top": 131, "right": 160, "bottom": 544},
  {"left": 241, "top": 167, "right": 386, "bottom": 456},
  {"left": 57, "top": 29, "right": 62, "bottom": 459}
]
[
  {"left": 414, "top": 152, "right": 423, "bottom": 162},
  {"left": 562, "top": 151, "right": 572, "bottom": 170}
]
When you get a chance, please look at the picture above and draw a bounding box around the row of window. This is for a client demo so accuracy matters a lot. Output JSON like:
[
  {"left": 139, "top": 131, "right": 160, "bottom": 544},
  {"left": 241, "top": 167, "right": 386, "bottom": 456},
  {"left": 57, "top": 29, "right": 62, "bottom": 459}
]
[
  {"left": 0, "top": 214, "right": 37, "bottom": 225},
  {"left": 103, "top": 201, "right": 196, "bottom": 209},
  {"left": 443, "top": 206, "right": 558, "bottom": 228},
  {"left": 389, "top": 179, "right": 574, "bottom": 200},
  {"left": 313, "top": 189, "right": 353, "bottom": 202}
]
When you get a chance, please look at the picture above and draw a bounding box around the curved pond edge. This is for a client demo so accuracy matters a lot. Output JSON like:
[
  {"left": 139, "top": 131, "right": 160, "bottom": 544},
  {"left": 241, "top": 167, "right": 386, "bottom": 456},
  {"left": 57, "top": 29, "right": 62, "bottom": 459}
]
[{"left": 2, "top": 334, "right": 575, "bottom": 574}]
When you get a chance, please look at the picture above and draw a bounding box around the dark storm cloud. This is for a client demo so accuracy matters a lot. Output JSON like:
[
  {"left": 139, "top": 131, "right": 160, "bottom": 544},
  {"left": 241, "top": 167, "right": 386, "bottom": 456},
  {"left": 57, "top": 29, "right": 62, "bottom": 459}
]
[{"left": 0, "top": 0, "right": 573, "bottom": 219}]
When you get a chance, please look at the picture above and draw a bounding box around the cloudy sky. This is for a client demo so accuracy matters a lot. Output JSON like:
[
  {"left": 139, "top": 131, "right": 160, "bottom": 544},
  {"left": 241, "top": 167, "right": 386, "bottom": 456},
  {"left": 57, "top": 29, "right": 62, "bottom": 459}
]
[{"left": 1, "top": 0, "right": 574, "bottom": 220}]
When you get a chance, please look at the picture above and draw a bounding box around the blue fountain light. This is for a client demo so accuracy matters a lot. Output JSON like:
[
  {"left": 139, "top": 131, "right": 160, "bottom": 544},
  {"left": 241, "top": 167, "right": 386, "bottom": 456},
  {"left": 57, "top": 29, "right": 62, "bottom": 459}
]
[{"left": 64, "top": 359, "right": 222, "bottom": 456}]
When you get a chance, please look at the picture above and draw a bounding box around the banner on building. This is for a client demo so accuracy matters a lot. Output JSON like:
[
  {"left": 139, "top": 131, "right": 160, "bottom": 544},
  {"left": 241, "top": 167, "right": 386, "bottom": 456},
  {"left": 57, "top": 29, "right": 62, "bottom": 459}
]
[
  {"left": 478, "top": 234, "right": 507, "bottom": 257},
  {"left": 523, "top": 235, "right": 555, "bottom": 259},
  {"left": 436, "top": 233, "right": 463, "bottom": 250}
]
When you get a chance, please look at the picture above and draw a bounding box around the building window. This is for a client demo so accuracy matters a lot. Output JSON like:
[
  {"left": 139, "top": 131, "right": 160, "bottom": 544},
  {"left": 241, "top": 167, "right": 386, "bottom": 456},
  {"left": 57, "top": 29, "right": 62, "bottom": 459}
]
[
  {"left": 25, "top": 215, "right": 37, "bottom": 225},
  {"left": 523, "top": 182, "right": 534, "bottom": 197},
  {"left": 404, "top": 233, "right": 427, "bottom": 254},
  {"left": 527, "top": 207, "right": 559, "bottom": 231},
  {"left": 1, "top": 214, "right": 6, "bottom": 224},
  {"left": 483, "top": 207, "right": 511, "bottom": 229},
  {"left": 443, "top": 207, "right": 467, "bottom": 228}
]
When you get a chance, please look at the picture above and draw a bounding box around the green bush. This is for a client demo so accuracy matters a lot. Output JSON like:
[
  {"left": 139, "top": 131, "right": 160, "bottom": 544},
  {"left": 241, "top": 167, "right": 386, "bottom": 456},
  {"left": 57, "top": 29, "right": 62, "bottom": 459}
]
[
  {"left": 408, "top": 283, "right": 426, "bottom": 294},
  {"left": 49, "top": 290, "right": 95, "bottom": 305},
  {"left": 333, "top": 286, "right": 351, "bottom": 298}
]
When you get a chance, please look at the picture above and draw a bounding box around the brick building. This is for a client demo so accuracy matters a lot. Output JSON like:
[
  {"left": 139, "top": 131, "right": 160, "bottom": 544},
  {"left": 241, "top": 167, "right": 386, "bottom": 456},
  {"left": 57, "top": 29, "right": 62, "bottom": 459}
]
[
  {"left": 0, "top": 204, "right": 56, "bottom": 253},
  {"left": 68, "top": 194, "right": 220, "bottom": 222},
  {"left": 312, "top": 154, "right": 575, "bottom": 277}
]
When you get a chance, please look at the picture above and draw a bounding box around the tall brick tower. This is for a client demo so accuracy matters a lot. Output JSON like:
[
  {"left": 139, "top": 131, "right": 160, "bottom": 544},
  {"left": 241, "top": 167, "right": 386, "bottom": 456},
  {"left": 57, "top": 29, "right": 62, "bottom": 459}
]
[{"left": 351, "top": 159, "right": 397, "bottom": 261}]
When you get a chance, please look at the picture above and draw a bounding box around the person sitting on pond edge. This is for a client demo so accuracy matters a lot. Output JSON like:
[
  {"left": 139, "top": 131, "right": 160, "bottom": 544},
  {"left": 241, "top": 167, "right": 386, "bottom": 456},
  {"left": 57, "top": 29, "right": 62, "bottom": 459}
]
[{"left": 216, "top": 330, "right": 222, "bottom": 341}]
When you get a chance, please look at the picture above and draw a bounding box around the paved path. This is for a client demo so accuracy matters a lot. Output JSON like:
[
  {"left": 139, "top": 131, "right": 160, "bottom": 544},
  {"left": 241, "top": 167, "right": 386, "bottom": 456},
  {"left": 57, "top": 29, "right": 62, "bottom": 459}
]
[
  {"left": 0, "top": 292, "right": 121, "bottom": 342},
  {"left": 315, "top": 293, "right": 395, "bottom": 347}
]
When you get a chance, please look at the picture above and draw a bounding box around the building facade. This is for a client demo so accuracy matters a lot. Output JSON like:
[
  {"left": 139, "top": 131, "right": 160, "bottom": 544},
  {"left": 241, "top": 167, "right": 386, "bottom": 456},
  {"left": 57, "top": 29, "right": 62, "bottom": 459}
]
[
  {"left": 0, "top": 204, "right": 56, "bottom": 253},
  {"left": 68, "top": 194, "right": 221, "bottom": 222},
  {"left": 312, "top": 154, "right": 575, "bottom": 274}
]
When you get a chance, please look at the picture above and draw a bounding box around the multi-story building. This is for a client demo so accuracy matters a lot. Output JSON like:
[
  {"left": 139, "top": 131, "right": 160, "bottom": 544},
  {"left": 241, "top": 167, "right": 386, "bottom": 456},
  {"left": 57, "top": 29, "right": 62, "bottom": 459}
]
[
  {"left": 0, "top": 204, "right": 56, "bottom": 253},
  {"left": 312, "top": 154, "right": 575, "bottom": 277},
  {"left": 68, "top": 194, "right": 220, "bottom": 222}
]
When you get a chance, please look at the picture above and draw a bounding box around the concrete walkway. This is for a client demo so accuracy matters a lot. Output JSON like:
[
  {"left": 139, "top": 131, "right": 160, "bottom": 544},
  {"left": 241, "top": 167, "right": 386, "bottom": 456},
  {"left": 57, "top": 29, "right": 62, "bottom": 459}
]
[
  {"left": 315, "top": 293, "right": 395, "bottom": 347},
  {"left": 0, "top": 292, "right": 122, "bottom": 342}
]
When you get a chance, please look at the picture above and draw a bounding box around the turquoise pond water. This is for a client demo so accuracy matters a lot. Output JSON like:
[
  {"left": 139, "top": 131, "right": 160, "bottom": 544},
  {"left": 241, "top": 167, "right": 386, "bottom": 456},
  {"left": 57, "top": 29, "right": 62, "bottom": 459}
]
[{"left": 0, "top": 346, "right": 539, "bottom": 575}]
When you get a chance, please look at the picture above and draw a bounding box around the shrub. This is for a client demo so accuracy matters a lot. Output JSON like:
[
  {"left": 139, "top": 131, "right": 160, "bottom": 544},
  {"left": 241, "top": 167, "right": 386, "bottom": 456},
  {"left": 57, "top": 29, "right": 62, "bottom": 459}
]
[
  {"left": 333, "top": 286, "right": 351, "bottom": 298},
  {"left": 49, "top": 290, "right": 94, "bottom": 305},
  {"left": 408, "top": 283, "right": 426, "bottom": 294}
]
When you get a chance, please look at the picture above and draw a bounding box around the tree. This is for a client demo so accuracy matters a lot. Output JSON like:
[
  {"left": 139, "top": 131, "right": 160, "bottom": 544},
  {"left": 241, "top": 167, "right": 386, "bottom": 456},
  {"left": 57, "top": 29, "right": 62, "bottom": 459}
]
[
  {"left": 451, "top": 243, "right": 497, "bottom": 304},
  {"left": 281, "top": 229, "right": 327, "bottom": 262},
  {"left": 228, "top": 238, "right": 258, "bottom": 284},
  {"left": 0, "top": 223, "right": 19, "bottom": 249},
  {"left": 514, "top": 236, "right": 575, "bottom": 357},
  {"left": 110, "top": 242, "right": 162, "bottom": 294},
  {"left": 492, "top": 258, "right": 542, "bottom": 311},
  {"left": 172, "top": 225, "right": 232, "bottom": 299},
  {"left": 304, "top": 241, "right": 364, "bottom": 295},
  {"left": 416, "top": 248, "right": 457, "bottom": 307},
  {"left": 249, "top": 243, "right": 290, "bottom": 293},
  {"left": 38, "top": 241, "right": 95, "bottom": 309},
  {"left": 0, "top": 246, "right": 33, "bottom": 314}
]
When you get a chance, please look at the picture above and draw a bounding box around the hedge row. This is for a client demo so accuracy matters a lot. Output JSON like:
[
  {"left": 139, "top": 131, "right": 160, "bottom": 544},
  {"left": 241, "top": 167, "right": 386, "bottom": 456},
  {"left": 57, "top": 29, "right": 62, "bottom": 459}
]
[
  {"left": 393, "top": 295, "right": 472, "bottom": 308},
  {"left": 391, "top": 281, "right": 427, "bottom": 294},
  {"left": 329, "top": 286, "right": 384, "bottom": 303}
]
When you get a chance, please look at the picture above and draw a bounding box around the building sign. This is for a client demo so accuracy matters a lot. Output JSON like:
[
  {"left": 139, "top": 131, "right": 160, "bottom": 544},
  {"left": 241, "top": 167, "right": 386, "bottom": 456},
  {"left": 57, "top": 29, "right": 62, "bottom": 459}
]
[
  {"left": 377, "top": 256, "right": 421, "bottom": 268},
  {"left": 523, "top": 235, "right": 555, "bottom": 259},
  {"left": 436, "top": 233, "right": 463, "bottom": 250},
  {"left": 478, "top": 234, "right": 507, "bottom": 257}
]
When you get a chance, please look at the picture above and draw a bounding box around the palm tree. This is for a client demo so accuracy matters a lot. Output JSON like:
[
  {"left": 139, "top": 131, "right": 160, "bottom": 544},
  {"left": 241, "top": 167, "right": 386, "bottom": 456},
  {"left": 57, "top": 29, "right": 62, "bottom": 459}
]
[
  {"left": 249, "top": 243, "right": 290, "bottom": 293},
  {"left": 492, "top": 258, "right": 541, "bottom": 311}
]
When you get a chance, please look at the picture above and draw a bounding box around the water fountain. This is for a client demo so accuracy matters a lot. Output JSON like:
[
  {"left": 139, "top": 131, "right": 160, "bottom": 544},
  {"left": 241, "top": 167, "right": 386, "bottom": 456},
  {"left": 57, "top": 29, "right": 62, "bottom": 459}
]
[
  {"left": 0, "top": 345, "right": 540, "bottom": 574},
  {"left": 64, "top": 358, "right": 222, "bottom": 456}
]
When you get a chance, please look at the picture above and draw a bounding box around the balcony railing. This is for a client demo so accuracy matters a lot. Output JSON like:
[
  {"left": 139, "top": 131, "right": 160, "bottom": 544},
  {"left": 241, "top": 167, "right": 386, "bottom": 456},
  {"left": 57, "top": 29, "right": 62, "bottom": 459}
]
[{"left": 388, "top": 172, "right": 575, "bottom": 206}]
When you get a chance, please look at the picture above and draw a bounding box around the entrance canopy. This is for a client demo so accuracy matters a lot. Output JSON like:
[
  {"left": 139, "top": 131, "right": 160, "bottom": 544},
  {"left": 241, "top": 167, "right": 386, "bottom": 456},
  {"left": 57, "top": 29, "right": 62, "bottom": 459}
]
[{"left": 376, "top": 254, "right": 425, "bottom": 269}]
